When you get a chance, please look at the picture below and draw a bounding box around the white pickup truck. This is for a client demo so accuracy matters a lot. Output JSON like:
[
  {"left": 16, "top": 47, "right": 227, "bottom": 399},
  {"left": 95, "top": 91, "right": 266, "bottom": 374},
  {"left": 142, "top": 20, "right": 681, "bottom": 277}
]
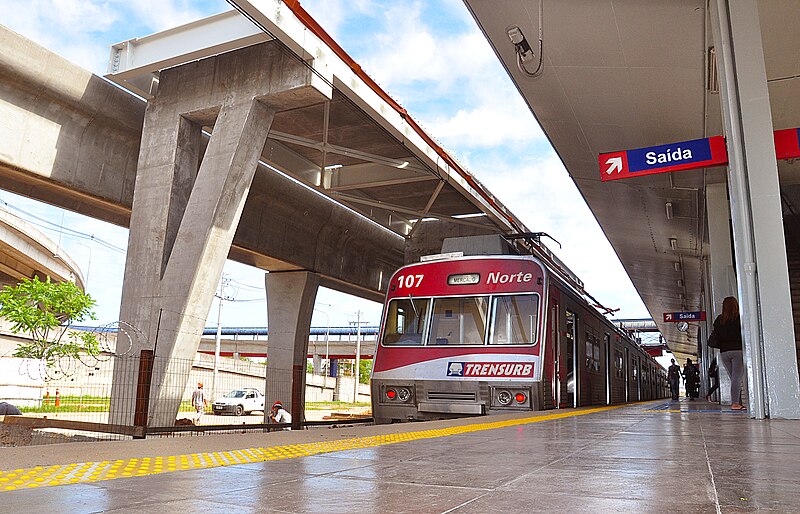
[{"left": 212, "top": 388, "right": 265, "bottom": 416}]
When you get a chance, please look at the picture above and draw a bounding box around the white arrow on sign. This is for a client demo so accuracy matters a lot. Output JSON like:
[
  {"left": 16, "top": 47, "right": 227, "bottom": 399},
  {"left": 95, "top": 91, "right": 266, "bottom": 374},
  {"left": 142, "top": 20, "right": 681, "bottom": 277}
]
[
  {"left": 665, "top": 313, "right": 673, "bottom": 321},
  {"left": 605, "top": 156, "right": 623, "bottom": 175}
]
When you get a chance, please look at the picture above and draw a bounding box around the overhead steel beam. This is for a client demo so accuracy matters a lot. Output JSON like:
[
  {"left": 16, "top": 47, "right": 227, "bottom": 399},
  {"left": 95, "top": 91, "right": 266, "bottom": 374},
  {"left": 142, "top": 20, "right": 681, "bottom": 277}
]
[
  {"left": 329, "top": 175, "right": 438, "bottom": 192},
  {"left": 331, "top": 192, "right": 497, "bottom": 232},
  {"left": 268, "top": 130, "right": 428, "bottom": 173},
  {"left": 408, "top": 181, "right": 446, "bottom": 238}
]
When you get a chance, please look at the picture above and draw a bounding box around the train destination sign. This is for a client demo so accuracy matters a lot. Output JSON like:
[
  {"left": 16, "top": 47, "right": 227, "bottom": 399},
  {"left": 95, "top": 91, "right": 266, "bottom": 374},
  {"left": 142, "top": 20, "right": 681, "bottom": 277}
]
[
  {"left": 663, "top": 311, "right": 706, "bottom": 323},
  {"left": 600, "top": 136, "right": 728, "bottom": 182},
  {"left": 775, "top": 128, "right": 800, "bottom": 160}
]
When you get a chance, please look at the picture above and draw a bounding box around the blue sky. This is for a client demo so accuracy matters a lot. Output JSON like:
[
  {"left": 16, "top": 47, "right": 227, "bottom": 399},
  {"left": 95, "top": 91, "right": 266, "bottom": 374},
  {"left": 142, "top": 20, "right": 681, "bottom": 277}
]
[{"left": 0, "top": 0, "right": 651, "bottom": 332}]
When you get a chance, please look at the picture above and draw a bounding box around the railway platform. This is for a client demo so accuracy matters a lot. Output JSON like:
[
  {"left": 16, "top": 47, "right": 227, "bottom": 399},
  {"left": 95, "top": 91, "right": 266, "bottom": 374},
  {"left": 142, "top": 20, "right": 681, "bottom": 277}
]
[{"left": 1, "top": 399, "right": 798, "bottom": 513}]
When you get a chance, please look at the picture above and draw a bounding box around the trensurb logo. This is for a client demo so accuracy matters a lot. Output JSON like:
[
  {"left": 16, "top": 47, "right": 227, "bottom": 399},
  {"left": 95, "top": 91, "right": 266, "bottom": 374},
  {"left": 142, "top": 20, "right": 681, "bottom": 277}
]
[
  {"left": 446, "top": 362, "right": 534, "bottom": 378},
  {"left": 447, "top": 362, "right": 465, "bottom": 376}
]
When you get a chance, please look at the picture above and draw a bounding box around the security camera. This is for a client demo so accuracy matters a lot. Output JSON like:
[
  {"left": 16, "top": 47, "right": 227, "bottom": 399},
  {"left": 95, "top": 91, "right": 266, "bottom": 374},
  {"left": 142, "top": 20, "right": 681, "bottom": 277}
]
[{"left": 507, "top": 26, "right": 535, "bottom": 63}]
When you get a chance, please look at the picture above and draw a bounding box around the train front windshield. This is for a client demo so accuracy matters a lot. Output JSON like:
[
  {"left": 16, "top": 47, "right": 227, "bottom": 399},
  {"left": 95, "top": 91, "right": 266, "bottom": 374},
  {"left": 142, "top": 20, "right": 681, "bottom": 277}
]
[{"left": 382, "top": 294, "right": 539, "bottom": 347}]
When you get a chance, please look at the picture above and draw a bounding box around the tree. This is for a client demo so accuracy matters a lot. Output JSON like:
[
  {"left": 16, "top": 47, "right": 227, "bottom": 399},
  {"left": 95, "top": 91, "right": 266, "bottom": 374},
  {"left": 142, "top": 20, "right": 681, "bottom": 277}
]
[{"left": 0, "top": 276, "right": 99, "bottom": 366}]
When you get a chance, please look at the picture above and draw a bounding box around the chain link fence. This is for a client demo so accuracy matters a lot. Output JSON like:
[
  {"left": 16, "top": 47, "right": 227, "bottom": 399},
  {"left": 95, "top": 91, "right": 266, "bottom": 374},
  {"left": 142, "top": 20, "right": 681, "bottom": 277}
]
[{"left": 1, "top": 352, "right": 370, "bottom": 446}]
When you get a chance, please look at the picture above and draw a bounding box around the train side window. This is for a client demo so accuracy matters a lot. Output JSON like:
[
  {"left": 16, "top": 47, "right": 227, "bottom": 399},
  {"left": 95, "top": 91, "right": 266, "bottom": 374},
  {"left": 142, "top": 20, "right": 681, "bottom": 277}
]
[
  {"left": 585, "top": 335, "right": 601, "bottom": 371},
  {"left": 585, "top": 336, "right": 593, "bottom": 369},
  {"left": 593, "top": 341, "right": 601, "bottom": 371},
  {"left": 381, "top": 298, "right": 430, "bottom": 346},
  {"left": 614, "top": 350, "right": 624, "bottom": 378},
  {"left": 489, "top": 294, "right": 539, "bottom": 345},
  {"left": 430, "top": 296, "right": 489, "bottom": 345}
]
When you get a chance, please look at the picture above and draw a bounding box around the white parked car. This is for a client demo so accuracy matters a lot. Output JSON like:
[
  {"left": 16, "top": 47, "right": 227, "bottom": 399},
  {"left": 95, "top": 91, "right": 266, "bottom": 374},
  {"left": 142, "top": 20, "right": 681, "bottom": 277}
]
[{"left": 212, "top": 388, "right": 265, "bottom": 416}]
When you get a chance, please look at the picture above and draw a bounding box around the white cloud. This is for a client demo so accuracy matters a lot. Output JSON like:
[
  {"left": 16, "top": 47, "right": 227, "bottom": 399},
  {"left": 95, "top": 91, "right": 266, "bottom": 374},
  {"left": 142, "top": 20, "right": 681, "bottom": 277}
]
[
  {"left": 299, "top": 0, "right": 373, "bottom": 40},
  {"left": 359, "top": 4, "right": 495, "bottom": 89},
  {"left": 125, "top": 0, "right": 210, "bottom": 33},
  {"left": 423, "top": 96, "right": 544, "bottom": 147}
]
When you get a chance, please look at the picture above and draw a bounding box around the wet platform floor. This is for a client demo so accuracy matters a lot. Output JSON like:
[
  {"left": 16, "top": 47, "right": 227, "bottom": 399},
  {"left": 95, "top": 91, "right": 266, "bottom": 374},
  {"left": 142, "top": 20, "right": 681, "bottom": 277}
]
[{"left": 2, "top": 399, "right": 799, "bottom": 513}]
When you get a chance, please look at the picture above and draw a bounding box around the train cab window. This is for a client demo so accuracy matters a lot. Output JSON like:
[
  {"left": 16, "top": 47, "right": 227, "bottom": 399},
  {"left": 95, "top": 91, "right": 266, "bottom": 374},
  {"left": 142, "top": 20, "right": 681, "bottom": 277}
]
[
  {"left": 489, "top": 294, "right": 539, "bottom": 345},
  {"left": 381, "top": 298, "right": 430, "bottom": 346},
  {"left": 430, "top": 296, "right": 488, "bottom": 345}
]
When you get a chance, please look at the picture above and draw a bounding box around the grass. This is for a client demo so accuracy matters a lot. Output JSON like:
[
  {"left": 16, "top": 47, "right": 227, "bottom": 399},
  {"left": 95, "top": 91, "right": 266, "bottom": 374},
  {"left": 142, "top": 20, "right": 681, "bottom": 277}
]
[
  {"left": 305, "top": 401, "right": 370, "bottom": 410},
  {"left": 18, "top": 397, "right": 367, "bottom": 413}
]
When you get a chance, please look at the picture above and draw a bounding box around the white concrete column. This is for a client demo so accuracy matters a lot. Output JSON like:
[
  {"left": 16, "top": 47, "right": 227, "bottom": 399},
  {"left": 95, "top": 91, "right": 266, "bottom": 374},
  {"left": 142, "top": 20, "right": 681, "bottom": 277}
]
[
  {"left": 711, "top": 0, "right": 800, "bottom": 418},
  {"left": 264, "top": 271, "right": 320, "bottom": 429},
  {"left": 706, "top": 183, "right": 736, "bottom": 404}
]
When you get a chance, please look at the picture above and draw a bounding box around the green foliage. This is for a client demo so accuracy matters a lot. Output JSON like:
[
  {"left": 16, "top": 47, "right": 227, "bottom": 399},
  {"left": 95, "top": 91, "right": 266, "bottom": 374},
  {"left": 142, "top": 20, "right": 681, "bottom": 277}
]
[
  {"left": 337, "top": 359, "right": 373, "bottom": 384},
  {"left": 0, "top": 276, "right": 99, "bottom": 366},
  {"left": 359, "top": 359, "right": 372, "bottom": 384}
]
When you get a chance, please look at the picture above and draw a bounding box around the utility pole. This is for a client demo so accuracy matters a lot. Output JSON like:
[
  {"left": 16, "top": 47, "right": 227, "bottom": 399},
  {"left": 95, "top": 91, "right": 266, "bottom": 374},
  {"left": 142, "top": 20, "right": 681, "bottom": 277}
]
[
  {"left": 353, "top": 310, "right": 362, "bottom": 404},
  {"left": 213, "top": 274, "right": 231, "bottom": 402}
]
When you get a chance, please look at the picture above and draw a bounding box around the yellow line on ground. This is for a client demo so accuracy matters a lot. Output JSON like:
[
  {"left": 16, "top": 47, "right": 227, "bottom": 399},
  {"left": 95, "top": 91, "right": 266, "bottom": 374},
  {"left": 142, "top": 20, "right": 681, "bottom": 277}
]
[{"left": 0, "top": 405, "right": 624, "bottom": 491}]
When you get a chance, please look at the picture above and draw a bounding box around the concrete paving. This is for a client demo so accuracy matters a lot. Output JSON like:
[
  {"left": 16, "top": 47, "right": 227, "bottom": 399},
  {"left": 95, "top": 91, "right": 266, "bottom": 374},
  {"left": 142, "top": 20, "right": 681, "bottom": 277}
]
[{"left": 1, "top": 399, "right": 799, "bottom": 513}]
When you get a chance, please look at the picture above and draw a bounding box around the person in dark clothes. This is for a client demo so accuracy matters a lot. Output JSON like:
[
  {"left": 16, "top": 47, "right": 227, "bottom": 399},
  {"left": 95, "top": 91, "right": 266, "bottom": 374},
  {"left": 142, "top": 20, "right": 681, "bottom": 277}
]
[
  {"left": 710, "top": 296, "right": 745, "bottom": 410},
  {"left": 706, "top": 358, "right": 720, "bottom": 402},
  {"left": 667, "top": 358, "right": 682, "bottom": 400},
  {"left": 0, "top": 402, "right": 22, "bottom": 415},
  {"left": 683, "top": 358, "right": 700, "bottom": 400}
]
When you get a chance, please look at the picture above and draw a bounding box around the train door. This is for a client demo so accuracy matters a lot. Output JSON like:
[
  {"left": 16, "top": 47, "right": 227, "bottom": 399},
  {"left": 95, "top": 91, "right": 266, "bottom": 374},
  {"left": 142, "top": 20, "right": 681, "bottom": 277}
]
[
  {"left": 565, "top": 310, "right": 577, "bottom": 408},
  {"left": 624, "top": 347, "right": 629, "bottom": 402},
  {"left": 549, "top": 299, "right": 560, "bottom": 408},
  {"left": 604, "top": 333, "right": 611, "bottom": 405},
  {"left": 635, "top": 356, "right": 641, "bottom": 401}
]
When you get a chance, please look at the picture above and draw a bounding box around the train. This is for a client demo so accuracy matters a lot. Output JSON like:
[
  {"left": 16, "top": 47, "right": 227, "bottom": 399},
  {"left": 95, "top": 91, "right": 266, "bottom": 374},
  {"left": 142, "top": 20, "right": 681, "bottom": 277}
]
[{"left": 371, "top": 234, "right": 668, "bottom": 424}]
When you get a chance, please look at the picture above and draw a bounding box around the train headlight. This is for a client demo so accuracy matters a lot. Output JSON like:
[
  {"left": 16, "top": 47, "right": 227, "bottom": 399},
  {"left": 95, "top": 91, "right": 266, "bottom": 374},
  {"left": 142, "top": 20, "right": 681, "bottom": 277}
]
[
  {"left": 515, "top": 392, "right": 527, "bottom": 404},
  {"left": 386, "top": 389, "right": 397, "bottom": 400},
  {"left": 397, "top": 387, "right": 411, "bottom": 402},
  {"left": 496, "top": 390, "right": 512, "bottom": 406}
]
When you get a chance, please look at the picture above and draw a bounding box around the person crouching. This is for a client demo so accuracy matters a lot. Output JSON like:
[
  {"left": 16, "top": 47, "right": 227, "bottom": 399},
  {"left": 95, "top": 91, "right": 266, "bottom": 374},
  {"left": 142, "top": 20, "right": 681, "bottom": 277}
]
[{"left": 269, "top": 401, "right": 292, "bottom": 430}]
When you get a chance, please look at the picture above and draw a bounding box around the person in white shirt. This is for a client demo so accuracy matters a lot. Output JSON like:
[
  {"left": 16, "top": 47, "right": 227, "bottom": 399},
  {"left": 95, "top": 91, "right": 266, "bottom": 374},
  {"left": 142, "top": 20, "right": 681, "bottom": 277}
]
[
  {"left": 191, "top": 382, "right": 207, "bottom": 423},
  {"left": 269, "top": 401, "right": 292, "bottom": 430}
]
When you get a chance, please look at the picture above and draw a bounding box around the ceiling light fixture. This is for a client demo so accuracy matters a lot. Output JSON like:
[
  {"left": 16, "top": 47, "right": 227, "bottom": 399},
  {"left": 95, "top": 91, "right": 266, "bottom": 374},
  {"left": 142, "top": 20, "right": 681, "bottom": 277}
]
[
  {"left": 677, "top": 279, "right": 684, "bottom": 287},
  {"left": 665, "top": 202, "right": 674, "bottom": 220},
  {"left": 673, "top": 261, "right": 681, "bottom": 272},
  {"left": 669, "top": 238, "right": 678, "bottom": 250}
]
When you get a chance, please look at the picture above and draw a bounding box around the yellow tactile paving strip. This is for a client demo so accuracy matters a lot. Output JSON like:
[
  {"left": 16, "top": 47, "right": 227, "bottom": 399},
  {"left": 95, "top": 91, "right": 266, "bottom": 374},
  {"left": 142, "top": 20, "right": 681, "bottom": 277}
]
[{"left": 0, "top": 405, "right": 623, "bottom": 492}]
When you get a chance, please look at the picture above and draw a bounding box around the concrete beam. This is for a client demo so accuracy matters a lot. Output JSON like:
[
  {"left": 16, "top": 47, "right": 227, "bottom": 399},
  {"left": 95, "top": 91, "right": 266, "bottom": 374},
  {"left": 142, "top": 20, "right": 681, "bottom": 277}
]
[
  {"left": 0, "top": 25, "right": 142, "bottom": 226},
  {"left": 0, "top": 28, "right": 404, "bottom": 300}
]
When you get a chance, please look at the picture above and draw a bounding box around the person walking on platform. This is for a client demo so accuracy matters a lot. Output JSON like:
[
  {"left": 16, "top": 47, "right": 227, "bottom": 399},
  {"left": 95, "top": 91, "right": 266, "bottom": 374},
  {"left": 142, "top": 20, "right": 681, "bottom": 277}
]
[
  {"left": 706, "top": 358, "right": 720, "bottom": 402},
  {"left": 667, "top": 358, "right": 681, "bottom": 400},
  {"left": 192, "top": 382, "right": 207, "bottom": 423},
  {"left": 708, "top": 296, "right": 745, "bottom": 410},
  {"left": 683, "top": 358, "right": 700, "bottom": 400}
]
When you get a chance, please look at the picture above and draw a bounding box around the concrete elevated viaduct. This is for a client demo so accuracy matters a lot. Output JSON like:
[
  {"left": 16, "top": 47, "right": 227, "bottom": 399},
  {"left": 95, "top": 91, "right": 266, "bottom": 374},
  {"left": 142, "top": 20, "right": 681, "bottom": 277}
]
[{"left": 0, "top": 3, "right": 529, "bottom": 427}]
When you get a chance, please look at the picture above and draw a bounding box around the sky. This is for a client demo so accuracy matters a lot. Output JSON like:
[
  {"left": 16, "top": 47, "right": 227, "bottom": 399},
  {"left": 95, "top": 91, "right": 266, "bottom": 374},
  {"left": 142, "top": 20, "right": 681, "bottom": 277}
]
[{"left": 0, "top": 0, "right": 654, "bottom": 336}]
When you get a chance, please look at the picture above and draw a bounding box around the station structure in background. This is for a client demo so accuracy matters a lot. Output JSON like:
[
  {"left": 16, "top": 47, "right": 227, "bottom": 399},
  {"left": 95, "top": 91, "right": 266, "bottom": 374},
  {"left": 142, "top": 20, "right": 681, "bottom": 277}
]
[{"left": 465, "top": 0, "right": 800, "bottom": 418}]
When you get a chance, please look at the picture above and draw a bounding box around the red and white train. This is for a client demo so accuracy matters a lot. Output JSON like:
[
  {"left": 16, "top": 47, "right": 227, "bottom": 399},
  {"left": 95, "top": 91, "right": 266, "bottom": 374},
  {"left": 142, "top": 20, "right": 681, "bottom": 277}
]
[{"left": 371, "top": 235, "right": 668, "bottom": 424}]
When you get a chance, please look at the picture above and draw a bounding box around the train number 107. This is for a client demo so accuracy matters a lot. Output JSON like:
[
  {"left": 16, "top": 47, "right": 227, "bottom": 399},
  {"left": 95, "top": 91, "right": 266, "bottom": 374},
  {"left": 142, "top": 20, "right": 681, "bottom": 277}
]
[{"left": 397, "top": 274, "right": 424, "bottom": 288}]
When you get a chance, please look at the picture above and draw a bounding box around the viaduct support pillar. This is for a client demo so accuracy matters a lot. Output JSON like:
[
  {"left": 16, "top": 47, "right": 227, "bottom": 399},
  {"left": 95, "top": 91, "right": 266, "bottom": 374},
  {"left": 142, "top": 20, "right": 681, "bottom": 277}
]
[
  {"left": 265, "top": 271, "right": 320, "bottom": 429},
  {"left": 711, "top": 0, "right": 800, "bottom": 418},
  {"left": 111, "top": 42, "right": 320, "bottom": 426}
]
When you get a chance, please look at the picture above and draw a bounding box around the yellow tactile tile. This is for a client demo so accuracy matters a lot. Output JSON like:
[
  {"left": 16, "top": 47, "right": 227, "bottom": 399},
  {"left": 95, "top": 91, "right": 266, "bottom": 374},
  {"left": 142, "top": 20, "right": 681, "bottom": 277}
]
[{"left": 0, "top": 405, "right": 622, "bottom": 491}]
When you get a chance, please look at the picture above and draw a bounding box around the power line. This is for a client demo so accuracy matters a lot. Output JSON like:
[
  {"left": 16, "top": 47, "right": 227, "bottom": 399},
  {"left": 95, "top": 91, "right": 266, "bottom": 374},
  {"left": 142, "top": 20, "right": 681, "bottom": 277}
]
[{"left": 0, "top": 199, "right": 126, "bottom": 253}]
